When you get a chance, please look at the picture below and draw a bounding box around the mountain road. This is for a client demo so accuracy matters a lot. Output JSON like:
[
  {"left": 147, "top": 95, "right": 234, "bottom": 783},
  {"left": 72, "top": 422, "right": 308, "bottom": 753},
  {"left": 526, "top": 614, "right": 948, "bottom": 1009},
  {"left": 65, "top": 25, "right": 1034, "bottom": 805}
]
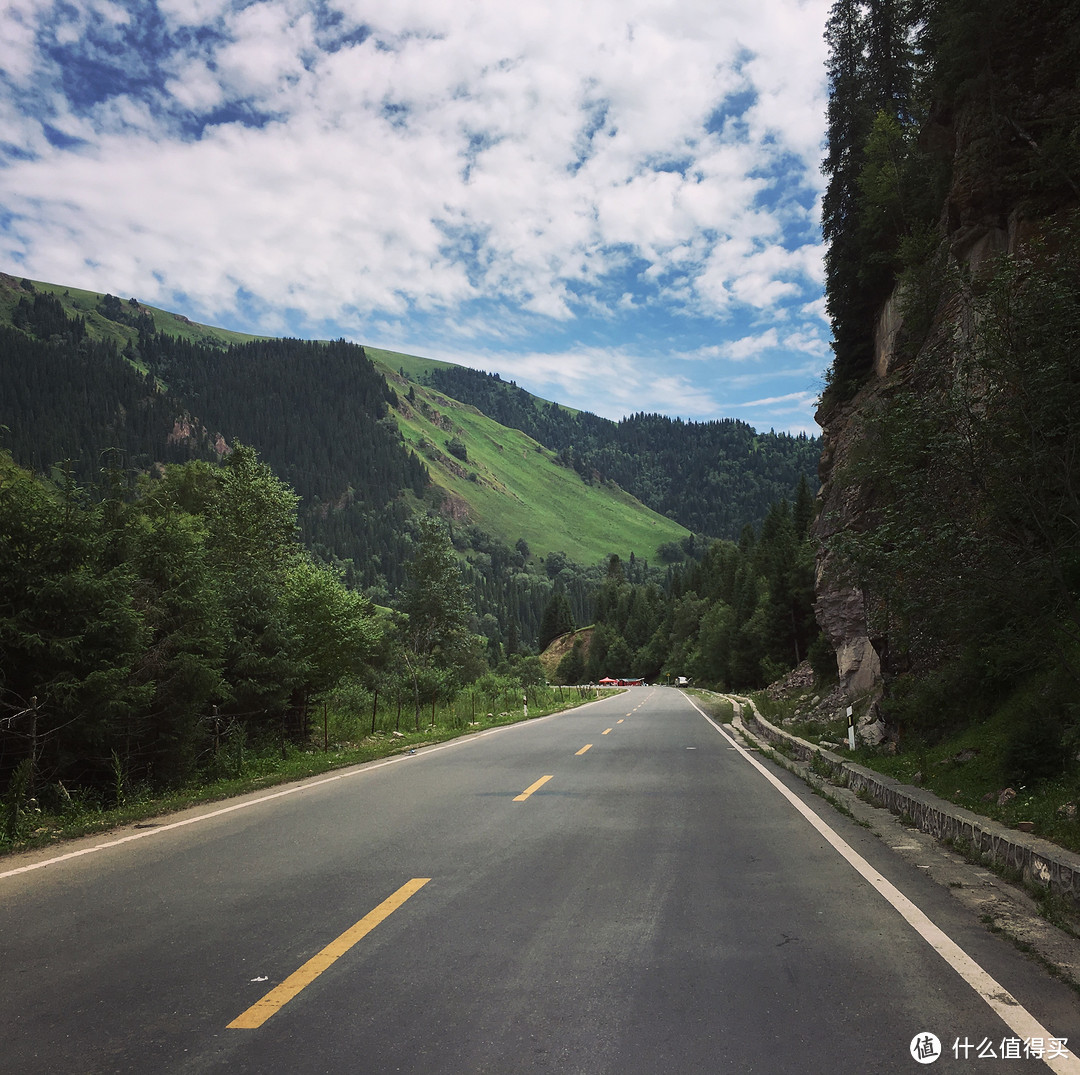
[{"left": 1, "top": 686, "right": 1077, "bottom": 1073}]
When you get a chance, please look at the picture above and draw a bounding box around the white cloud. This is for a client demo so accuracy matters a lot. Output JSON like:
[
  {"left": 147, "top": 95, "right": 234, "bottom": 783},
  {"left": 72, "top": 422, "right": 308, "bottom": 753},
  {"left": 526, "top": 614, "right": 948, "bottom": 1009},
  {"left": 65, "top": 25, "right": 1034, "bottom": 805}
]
[
  {"left": 157, "top": 0, "right": 232, "bottom": 27},
  {"left": 165, "top": 60, "right": 226, "bottom": 113},
  {"left": 0, "top": 0, "right": 832, "bottom": 432},
  {"left": 0, "top": 2, "right": 43, "bottom": 85},
  {"left": 801, "top": 295, "right": 829, "bottom": 324},
  {"left": 781, "top": 327, "right": 831, "bottom": 358},
  {"left": 95, "top": 1, "right": 131, "bottom": 27},
  {"left": 214, "top": 3, "right": 317, "bottom": 104},
  {"left": 723, "top": 329, "right": 781, "bottom": 362}
]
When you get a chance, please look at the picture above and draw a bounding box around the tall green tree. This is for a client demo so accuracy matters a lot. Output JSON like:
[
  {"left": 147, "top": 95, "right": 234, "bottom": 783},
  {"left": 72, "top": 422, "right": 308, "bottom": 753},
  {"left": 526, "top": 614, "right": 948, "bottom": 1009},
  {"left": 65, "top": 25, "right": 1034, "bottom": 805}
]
[
  {"left": 199, "top": 446, "right": 306, "bottom": 736},
  {"left": 822, "top": 0, "right": 874, "bottom": 394},
  {"left": 821, "top": 0, "right": 928, "bottom": 402},
  {"left": 538, "top": 592, "right": 575, "bottom": 651},
  {"left": 400, "top": 516, "right": 476, "bottom": 726},
  {"left": 127, "top": 496, "right": 225, "bottom": 785},
  {"left": 0, "top": 456, "right": 147, "bottom": 791},
  {"left": 282, "top": 559, "right": 382, "bottom": 732},
  {"left": 555, "top": 639, "right": 586, "bottom": 684}
]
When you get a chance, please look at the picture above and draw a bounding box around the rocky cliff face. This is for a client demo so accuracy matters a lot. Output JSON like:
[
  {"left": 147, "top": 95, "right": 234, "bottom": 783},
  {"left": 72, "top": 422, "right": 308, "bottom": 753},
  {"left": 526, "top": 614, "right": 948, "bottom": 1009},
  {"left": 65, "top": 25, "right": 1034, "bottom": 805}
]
[
  {"left": 811, "top": 321, "right": 889, "bottom": 703},
  {"left": 812, "top": 1, "right": 1080, "bottom": 751},
  {"left": 812, "top": 115, "right": 1072, "bottom": 720}
]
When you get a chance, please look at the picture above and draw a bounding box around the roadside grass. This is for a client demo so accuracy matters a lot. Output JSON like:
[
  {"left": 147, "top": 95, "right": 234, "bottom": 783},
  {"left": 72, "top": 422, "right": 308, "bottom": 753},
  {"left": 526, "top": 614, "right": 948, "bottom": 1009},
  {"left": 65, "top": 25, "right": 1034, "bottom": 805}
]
[
  {"left": 685, "top": 691, "right": 734, "bottom": 724},
  {"left": 751, "top": 688, "right": 1080, "bottom": 855},
  {"left": 0, "top": 687, "right": 612, "bottom": 858}
]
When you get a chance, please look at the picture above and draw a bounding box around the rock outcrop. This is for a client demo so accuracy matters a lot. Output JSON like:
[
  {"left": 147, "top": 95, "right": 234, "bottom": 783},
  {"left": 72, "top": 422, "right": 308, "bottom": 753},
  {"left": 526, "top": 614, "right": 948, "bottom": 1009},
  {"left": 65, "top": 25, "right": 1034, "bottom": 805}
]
[{"left": 813, "top": 99, "right": 1072, "bottom": 715}]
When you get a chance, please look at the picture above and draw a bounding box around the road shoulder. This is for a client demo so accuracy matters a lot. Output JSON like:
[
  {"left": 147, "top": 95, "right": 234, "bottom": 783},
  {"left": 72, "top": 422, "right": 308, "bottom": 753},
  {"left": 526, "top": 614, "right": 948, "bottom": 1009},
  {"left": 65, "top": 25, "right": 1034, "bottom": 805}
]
[{"left": 719, "top": 700, "right": 1080, "bottom": 994}]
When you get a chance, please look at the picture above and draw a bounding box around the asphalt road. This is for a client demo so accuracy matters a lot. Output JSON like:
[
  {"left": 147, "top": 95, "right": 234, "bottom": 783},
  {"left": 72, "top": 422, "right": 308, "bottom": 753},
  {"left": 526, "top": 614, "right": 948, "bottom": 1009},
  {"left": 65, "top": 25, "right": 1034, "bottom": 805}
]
[{"left": 2, "top": 686, "right": 1077, "bottom": 1074}]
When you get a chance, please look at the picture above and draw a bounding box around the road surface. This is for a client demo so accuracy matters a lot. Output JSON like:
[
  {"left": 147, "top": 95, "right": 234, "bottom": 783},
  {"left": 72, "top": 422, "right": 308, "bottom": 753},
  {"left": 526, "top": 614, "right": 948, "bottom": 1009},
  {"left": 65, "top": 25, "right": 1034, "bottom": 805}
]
[{"left": 2, "top": 686, "right": 1077, "bottom": 1073}]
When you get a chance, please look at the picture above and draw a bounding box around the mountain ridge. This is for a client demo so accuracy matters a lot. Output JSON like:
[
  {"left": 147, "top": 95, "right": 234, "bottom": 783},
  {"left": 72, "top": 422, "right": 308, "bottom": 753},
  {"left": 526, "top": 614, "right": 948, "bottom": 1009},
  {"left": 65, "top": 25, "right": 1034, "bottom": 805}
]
[
  {"left": 0, "top": 273, "right": 818, "bottom": 549},
  {"left": 0, "top": 274, "right": 695, "bottom": 649}
]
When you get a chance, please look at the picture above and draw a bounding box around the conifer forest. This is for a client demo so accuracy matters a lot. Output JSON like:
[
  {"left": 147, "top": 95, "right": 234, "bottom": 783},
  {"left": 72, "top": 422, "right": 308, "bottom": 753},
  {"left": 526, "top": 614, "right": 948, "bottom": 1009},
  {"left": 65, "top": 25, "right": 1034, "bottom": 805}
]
[
  {"left": 3, "top": 0, "right": 1079, "bottom": 843},
  {"left": 0, "top": 279, "right": 819, "bottom": 824}
]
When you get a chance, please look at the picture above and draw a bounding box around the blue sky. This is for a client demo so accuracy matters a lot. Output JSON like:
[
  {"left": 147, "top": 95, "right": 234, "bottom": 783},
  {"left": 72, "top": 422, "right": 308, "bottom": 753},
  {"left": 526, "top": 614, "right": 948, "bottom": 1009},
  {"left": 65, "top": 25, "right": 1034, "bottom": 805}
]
[{"left": 0, "top": 0, "right": 833, "bottom": 434}]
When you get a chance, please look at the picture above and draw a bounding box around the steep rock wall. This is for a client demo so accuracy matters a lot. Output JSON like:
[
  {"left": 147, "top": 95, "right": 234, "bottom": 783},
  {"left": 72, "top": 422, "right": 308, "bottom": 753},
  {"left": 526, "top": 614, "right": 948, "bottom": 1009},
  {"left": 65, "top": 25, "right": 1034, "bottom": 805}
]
[
  {"left": 812, "top": 117, "right": 1022, "bottom": 704},
  {"left": 812, "top": 0, "right": 1080, "bottom": 732}
]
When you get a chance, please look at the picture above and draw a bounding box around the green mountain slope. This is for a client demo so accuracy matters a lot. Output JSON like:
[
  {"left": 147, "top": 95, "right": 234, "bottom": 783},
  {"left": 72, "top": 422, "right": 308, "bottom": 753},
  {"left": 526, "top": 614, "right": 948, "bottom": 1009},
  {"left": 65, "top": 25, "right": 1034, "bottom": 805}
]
[
  {"left": 416, "top": 362, "right": 819, "bottom": 540},
  {"left": 0, "top": 274, "right": 686, "bottom": 571},
  {"left": 0, "top": 273, "right": 823, "bottom": 680},
  {"left": 0, "top": 272, "right": 263, "bottom": 351},
  {"left": 365, "top": 345, "right": 457, "bottom": 385},
  {"left": 382, "top": 370, "right": 688, "bottom": 565}
]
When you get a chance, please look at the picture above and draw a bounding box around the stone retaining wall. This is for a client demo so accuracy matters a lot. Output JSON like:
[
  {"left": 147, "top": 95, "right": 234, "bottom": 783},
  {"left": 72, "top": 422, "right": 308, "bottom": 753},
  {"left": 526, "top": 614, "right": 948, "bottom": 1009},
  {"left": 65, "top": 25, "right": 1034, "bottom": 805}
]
[{"left": 736, "top": 700, "right": 1080, "bottom": 907}]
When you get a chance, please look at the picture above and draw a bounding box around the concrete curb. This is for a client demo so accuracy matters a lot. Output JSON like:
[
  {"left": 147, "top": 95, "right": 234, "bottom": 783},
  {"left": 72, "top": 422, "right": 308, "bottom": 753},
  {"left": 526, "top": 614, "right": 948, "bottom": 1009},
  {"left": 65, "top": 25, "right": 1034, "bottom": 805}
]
[{"left": 729, "top": 696, "right": 1080, "bottom": 907}]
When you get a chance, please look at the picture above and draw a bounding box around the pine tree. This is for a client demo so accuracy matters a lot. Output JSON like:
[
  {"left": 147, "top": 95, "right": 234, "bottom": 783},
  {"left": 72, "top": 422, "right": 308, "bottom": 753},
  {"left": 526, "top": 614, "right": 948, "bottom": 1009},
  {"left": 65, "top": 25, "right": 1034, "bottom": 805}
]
[
  {"left": 555, "top": 639, "right": 586, "bottom": 684},
  {"left": 538, "top": 592, "right": 575, "bottom": 651},
  {"left": 400, "top": 516, "right": 475, "bottom": 726}
]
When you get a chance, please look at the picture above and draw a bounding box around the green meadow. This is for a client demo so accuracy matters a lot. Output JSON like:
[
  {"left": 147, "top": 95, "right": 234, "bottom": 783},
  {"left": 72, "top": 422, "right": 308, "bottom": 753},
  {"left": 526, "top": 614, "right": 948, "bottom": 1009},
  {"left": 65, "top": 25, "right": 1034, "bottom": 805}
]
[
  {"left": 383, "top": 369, "right": 689, "bottom": 565},
  {"left": 1, "top": 275, "right": 264, "bottom": 350},
  {"left": 1, "top": 280, "right": 689, "bottom": 566}
]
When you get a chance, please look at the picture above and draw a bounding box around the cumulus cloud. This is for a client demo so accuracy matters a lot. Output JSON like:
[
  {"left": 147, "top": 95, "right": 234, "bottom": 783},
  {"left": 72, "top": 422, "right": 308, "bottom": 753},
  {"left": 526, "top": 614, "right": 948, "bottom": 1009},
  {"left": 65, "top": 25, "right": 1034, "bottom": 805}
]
[
  {"left": 723, "top": 329, "right": 782, "bottom": 362},
  {"left": 0, "top": 0, "right": 833, "bottom": 432}
]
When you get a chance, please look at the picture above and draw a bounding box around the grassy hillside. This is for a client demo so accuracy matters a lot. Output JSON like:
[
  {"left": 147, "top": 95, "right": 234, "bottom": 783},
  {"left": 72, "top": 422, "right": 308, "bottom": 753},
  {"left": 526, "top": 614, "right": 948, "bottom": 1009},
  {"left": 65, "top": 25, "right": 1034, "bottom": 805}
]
[
  {"left": 1, "top": 274, "right": 688, "bottom": 568},
  {"left": 382, "top": 368, "right": 689, "bottom": 564},
  {"left": 368, "top": 345, "right": 581, "bottom": 417},
  {"left": 368, "top": 346, "right": 668, "bottom": 565},
  {"left": 0, "top": 273, "right": 263, "bottom": 350},
  {"left": 539, "top": 627, "right": 594, "bottom": 681},
  {"left": 365, "top": 345, "right": 457, "bottom": 384}
]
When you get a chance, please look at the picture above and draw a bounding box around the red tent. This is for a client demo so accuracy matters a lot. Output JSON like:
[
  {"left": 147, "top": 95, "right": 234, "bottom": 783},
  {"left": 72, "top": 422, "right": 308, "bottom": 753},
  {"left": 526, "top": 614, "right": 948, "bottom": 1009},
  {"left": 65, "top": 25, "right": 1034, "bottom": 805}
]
[{"left": 598, "top": 677, "right": 619, "bottom": 685}]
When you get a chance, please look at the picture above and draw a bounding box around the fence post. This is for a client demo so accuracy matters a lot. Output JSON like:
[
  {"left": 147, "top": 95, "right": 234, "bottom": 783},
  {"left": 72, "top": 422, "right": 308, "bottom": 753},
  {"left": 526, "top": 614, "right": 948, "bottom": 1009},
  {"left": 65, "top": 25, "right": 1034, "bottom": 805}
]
[{"left": 28, "top": 696, "right": 39, "bottom": 798}]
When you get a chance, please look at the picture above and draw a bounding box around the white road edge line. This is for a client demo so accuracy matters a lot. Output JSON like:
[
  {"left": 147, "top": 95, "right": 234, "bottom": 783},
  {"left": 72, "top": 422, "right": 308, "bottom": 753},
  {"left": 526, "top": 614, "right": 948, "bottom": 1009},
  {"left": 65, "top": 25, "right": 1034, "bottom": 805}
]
[
  {"left": 686, "top": 695, "right": 1080, "bottom": 1075},
  {"left": 0, "top": 698, "right": 608, "bottom": 882}
]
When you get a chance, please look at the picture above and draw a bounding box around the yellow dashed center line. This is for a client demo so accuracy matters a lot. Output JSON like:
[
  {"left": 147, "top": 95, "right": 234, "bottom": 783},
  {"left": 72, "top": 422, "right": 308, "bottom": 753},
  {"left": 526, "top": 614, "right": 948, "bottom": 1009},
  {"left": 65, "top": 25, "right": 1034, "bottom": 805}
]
[
  {"left": 576, "top": 744, "right": 593, "bottom": 755},
  {"left": 228, "top": 877, "right": 431, "bottom": 1030},
  {"left": 514, "top": 775, "right": 554, "bottom": 801},
  {"left": 602, "top": 728, "right": 613, "bottom": 735}
]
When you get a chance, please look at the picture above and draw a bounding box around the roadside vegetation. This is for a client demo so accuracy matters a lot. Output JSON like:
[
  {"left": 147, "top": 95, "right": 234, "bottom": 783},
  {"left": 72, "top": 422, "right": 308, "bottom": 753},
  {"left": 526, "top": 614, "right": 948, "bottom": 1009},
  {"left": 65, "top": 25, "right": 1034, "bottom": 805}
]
[
  {"left": 749, "top": 679, "right": 1080, "bottom": 856},
  {"left": 1, "top": 676, "right": 612, "bottom": 855},
  {"left": 815, "top": 0, "right": 1080, "bottom": 856},
  {"left": 0, "top": 426, "right": 826, "bottom": 857},
  {"left": 0, "top": 435, "right": 616, "bottom": 855},
  {"left": 545, "top": 482, "right": 825, "bottom": 692}
]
